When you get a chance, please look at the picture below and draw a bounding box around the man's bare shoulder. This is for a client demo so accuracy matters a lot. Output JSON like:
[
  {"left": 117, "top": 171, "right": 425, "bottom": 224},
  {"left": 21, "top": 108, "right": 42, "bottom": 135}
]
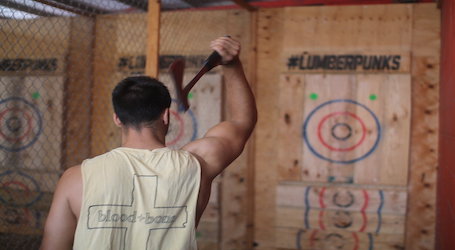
[
  {"left": 182, "top": 136, "right": 237, "bottom": 179},
  {"left": 40, "top": 165, "right": 82, "bottom": 250},
  {"left": 63, "top": 165, "right": 81, "bottom": 175},
  {"left": 56, "top": 165, "right": 83, "bottom": 217},
  {"left": 60, "top": 165, "right": 82, "bottom": 187}
]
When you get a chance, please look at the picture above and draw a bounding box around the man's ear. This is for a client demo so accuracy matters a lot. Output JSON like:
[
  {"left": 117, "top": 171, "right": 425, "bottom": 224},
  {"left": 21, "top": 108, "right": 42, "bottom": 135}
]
[
  {"left": 113, "top": 113, "right": 122, "bottom": 127},
  {"left": 162, "top": 108, "right": 170, "bottom": 126}
]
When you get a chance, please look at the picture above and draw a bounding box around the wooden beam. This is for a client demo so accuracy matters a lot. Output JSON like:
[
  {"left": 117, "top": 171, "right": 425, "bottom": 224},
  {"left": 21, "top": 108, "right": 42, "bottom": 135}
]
[
  {"left": 116, "top": 0, "right": 148, "bottom": 11},
  {"left": 0, "top": 0, "right": 55, "bottom": 17},
  {"left": 51, "top": 0, "right": 109, "bottom": 15},
  {"left": 34, "top": 0, "right": 95, "bottom": 17},
  {"left": 63, "top": 17, "right": 94, "bottom": 168},
  {"left": 145, "top": 0, "right": 161, "bottom": 78},
  {"left": 231, "top": 0, "right": 257, "bottom": 11}
]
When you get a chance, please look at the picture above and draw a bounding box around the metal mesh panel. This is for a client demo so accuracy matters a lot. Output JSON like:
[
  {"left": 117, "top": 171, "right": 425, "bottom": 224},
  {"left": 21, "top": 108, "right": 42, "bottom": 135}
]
[
  {"left": 0, "top": 1, "right": 147, "bottom": 249},
  {"left": 0, "top": 0, "right": 239, "bottom": 248}
]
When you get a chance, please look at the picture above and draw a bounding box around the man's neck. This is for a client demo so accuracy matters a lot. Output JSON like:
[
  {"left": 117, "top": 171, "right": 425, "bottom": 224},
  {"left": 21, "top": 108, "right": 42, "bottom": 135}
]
[{"left": 121, "top": 127, "right": 166, "bottom": 150}]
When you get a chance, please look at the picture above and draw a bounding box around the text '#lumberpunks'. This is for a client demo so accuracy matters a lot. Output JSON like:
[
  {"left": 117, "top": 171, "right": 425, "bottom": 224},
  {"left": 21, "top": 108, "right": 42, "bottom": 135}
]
[{"left": 286, "top": 52, "right": 402, "bottom": 72}]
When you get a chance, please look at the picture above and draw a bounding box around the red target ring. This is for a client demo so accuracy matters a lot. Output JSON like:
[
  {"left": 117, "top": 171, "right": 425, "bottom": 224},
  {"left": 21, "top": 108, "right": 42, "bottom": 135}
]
[
  {"left": 0, "top": 97, "right": 43, "bottom": 152},
  {"left": 0, "top": 170, "right": 43, "bottom": 207},
  {"left": 165, "top": 100, "right": 198, "bottom": 148},
  {"left": 317, "top": 112, "right": 367, "bottom": 152},
  {"left": 1, "top": 179, "right": 34, "bottom": 225},
  {"left": 0, "top": 108, "right": 34, "bottom": 142}
]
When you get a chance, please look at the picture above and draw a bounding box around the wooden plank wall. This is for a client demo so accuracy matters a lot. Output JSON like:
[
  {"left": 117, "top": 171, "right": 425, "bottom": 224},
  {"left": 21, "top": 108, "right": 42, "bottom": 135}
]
[
  {"left": 0, "top": 4, "right": 439, "bottom": 249},
  {"left": 254, "top": 3, "right": 440, "bottom": 249}
]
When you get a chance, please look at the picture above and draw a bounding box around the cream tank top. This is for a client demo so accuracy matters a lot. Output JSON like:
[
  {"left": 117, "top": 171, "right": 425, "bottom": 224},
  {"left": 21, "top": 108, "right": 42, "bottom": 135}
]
[{"left": 73, "top": 147, "right": 201, "bottom": 250}]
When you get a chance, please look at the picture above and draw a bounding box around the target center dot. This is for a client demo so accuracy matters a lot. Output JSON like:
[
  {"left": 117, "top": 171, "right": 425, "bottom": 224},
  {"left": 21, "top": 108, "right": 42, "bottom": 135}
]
[
  {"left": 6, "top": 117, "right": 23, "bottom": 133},
  {"left": 331, "top": 123, "right": 352, "bottom": 141}
]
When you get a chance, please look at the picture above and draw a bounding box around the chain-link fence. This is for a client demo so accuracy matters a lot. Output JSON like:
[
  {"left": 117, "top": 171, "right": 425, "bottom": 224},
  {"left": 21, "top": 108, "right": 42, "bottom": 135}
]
[
  {"left": 0, "top": 0, "right": 252, "bottom": 248},
  {"left": 0, "top": 1, "right": 149, "bottom": 248}
]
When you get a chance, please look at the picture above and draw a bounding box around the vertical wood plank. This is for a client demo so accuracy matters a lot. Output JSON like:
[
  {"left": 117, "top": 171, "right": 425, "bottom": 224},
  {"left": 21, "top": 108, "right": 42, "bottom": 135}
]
[
  {"left": 254, "top": 8, "right": 284, "bottom": 249},
  {"left": 220, "top": 10, "right": 253, "bottom": 250},
  {"left": 278, "top": 74, "right": 304, "bottom": 181},
  {"left": 354, "top": 74, "right": 411, "bottom": 186},
  {"left": 91, "top": 15, "right": 121, "bottom": 156},
  {"left": 63, "top": 17, "right": 94, "bottom": 168},
  {"left": 406, "top": 3, "right": 440, "bottom": 250},
  {"left": 146, "top": 0, "right": 161, "bottom": 78},
  {"left": 246, "top": 10, "right": 258, "bottom": 250}
]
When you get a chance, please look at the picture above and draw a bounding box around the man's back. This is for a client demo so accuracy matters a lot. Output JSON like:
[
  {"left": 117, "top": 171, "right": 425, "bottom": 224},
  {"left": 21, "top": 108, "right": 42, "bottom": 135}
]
[
  {"left": 73, "top": 147, "right": 200, "bottom": 250},
  {"left": 40, "top": 37, "right": 256, "bottom": 250}
]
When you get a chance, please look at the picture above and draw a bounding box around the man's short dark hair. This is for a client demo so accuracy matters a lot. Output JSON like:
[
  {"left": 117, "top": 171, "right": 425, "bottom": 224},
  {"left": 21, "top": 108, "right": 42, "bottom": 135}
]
[{"left": 112, "top": 76, "right": 171, "bottom": 128}]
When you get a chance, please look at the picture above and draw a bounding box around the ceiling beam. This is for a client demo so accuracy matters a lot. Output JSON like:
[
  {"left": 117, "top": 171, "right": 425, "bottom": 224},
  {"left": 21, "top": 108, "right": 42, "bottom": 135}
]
[
  {"left": 34, "top": 0, "right": 95, "bottom": 17},
  {"left": 50, "top": 0, "right": 110, "bottom": 15},
  {"left": 115, "top": 0, "right": 148, "bottom": 11},
  {"left": 0, "top": 0, "right": 55, "bottom": 17}
]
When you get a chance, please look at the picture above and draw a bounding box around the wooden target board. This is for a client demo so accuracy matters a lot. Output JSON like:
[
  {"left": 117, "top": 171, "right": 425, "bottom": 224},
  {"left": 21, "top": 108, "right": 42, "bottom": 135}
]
[
  {"left": 278, "top": 73, "right": 411, "bottom": 186},
  {"left": 0, "top": 76, "right": 63, "bottom": 234},
  {"left": 275, "top": 183, "right": 407, "bottom": 249},
  {"left": 0, "top": 77, "right": 63, "bottom": 172},
  {"left": 276, "top": 183, "right": 406, "bottom": 231},
  {"left": 276, "top": 73, "right": 410, "bottom": 249},
  {"left": 276, "top": 183, "right": 407, "bottom": 249},
  {"left": 276, "top": 227, "right": 405, "bottom": 250}
]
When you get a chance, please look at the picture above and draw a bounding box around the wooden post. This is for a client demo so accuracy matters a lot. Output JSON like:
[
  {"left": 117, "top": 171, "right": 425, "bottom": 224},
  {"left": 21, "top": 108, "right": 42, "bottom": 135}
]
[
  {"left": 64, "top": 17, "right": 94, "bottom": 168},
  {"left": 406, "top": 4, "right": 440, "bottom": 250},
  {"left": 146, "top": 0, "right": 161, "bottom": 78}
]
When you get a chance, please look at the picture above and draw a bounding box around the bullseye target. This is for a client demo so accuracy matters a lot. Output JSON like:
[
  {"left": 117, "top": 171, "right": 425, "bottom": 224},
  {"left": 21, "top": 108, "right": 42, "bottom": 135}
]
[
  {"left": 297, "top": 230, "right": 371, "bottom": 250},
  {"left": 303, "top": 99, "right": 381, "bottom": 164},
  {"left": 0, "top": 170, "right": 43, "bottom": 207},
  {"left": 0, "top": 97, "right": 42, "bottom": 152},
  {"left": 166, "top": 99, "right": 198, "bottom": 148}
]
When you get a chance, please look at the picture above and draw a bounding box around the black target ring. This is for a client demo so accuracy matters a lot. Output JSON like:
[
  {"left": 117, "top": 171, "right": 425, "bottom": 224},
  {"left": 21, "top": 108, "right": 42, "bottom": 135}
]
[
  {"left": 0, "top": 97, "right": 42, "bottom": 152},
  {"left": 331, "top": 123, "right": 352, "bottom": 141}
]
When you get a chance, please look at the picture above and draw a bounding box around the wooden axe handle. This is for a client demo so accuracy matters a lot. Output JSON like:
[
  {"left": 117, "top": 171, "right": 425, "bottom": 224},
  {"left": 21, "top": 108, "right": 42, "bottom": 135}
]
[{"left": 170, "top": 51, "right": 222, "bottom": 112}]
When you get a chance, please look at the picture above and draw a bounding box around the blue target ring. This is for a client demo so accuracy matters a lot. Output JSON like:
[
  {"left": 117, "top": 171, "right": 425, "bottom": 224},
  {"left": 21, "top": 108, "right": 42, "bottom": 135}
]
[
  {"left": 0, "top": 170, "right": 43, "bottom": 207},
  {"left": 303, "top": 99, "right": 381, "bottom": 164},
  {"left": 0, "top": 97, "right": 43, "bottom": 152}
]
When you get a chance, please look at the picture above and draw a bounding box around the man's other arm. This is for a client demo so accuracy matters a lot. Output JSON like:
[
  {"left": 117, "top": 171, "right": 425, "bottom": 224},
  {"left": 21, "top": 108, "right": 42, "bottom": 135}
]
[{"left": 40, "top": 166, "right": 81, "bottom": 250}]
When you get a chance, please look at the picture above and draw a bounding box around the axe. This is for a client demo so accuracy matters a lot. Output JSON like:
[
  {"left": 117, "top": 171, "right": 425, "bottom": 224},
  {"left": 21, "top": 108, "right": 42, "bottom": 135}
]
[{"left": 169, "top": 51, "right": 222, "bottom": 112}]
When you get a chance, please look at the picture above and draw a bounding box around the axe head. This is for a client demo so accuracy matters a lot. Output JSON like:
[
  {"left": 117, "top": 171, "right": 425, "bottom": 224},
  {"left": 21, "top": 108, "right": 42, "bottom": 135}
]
[{"left": 169, "top": 59, "right": 189, "bottom": 112}]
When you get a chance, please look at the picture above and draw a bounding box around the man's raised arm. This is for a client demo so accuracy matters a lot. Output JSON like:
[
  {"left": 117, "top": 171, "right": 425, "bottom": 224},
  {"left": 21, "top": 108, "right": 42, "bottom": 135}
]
[{"left": 183, "top": 36, "right": 257, "bottom": 179}]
